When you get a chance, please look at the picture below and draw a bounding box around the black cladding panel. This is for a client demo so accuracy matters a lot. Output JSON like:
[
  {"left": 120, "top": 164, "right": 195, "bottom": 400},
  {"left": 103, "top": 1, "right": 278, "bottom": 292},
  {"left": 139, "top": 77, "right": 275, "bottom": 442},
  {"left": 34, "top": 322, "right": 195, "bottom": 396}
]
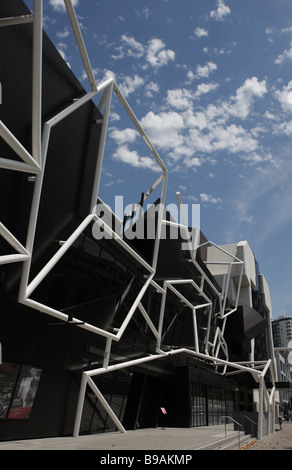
[{"left": 0, "top": 0, "right": 103, "bottom": 287}]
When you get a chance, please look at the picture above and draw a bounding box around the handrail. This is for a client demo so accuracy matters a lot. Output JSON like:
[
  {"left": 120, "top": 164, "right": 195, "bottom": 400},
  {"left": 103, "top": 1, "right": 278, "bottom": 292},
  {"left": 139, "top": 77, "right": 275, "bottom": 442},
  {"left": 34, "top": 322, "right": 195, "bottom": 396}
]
[
  {"left": 220, "top": 416, "right": 243, "bottom": 448},
  {"left": 241, "top": 415, "right": 257, "bottom": 425},
  {"left": 241, "top": 415, "right": 257, "bottom": 437}
]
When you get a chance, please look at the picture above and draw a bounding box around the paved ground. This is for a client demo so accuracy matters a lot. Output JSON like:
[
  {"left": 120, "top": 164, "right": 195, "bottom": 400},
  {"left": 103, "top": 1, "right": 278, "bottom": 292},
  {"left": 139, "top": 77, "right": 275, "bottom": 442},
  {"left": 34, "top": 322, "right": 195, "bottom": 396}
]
[
  {"left": 0, "top": 422, "right": 291, "bottom": 451},
  {"left": 0, "top": 424, "right": 237, "bottom": 450},
  {"left": 241, "top": 421, "right": 292, "bottom": 451}
]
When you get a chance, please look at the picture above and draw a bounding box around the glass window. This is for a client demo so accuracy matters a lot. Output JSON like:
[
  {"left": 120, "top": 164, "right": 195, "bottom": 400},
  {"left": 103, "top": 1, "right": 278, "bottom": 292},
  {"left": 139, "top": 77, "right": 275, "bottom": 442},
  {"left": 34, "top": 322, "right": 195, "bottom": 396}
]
[{"left": 191, "top": 383, "right": 207, "bottom": 427}]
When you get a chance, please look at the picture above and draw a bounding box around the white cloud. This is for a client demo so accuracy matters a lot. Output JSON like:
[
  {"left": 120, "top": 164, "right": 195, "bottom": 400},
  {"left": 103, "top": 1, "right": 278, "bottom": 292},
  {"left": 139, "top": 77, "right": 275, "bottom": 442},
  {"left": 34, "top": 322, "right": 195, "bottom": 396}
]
[
  {"left": 226, "top": 77, "right": 267, "bottom": 119},
  {"left": 188, "top": 123, "right": 258, "bottom": 154},
  {"left": 111, "top": 35, "right": 175, "bottom": 69},
  {"left": 120, "top": 35, "right": 144, "bottom": 58},
  {"left": 186, "top": 70, "right": 196, "bottom": 84},
  {"left": 137, "top": 77, "right": 269, "bottom": 166},
  {"left": 145, "top": 81, "right": 160, "bottom": 97},
  {"left": 140, "top": 111, "right": 185, "bottom": 150},
  {"left": 240, "top": 215, "right": 255, "bottom": 224},
  {"left": 275, "top": 85, "right": 292, "bottom": 113},
  {"left": 184, "top": 109, "right": 208, "bottom": 130},
  {"left": 109, "top": 128, "right": 139, "bottom": 145},
  {"left": 274, "top": 120, "right": 292, "bottom": 136},
  {"left": 56, "top": 42, "right": 70, "bottom": 67},
  {"left": 135, "top": 7, "right": 152, "bottom": 20},
  {"left": 186, "top": 157, "right": 203, "bottom": 167},
  {"left": 195, "top": 62, "right": 218, "bottom": 79},
  {"left": 200, "top": 193, "right": 222, "bottom": 204},
  {"left": 275, "top": 40, "right": 292, "bottom": 65},
  {"left": 210, "top": 0, "right": 231, "bottom": 21},
  {"left": 227, "top": 150, "right": 292, "bottom": 246},
  {"left": 166, "top": 88, "right": 194, "bottom": 110},
  {"left": 264, "top": 111, "right": 278, "bottom": 120},
  {"left": 110, "top": 112, "right": 121, "bottom": 122},
  {"left": 146, "top": 38, "right": 175, "bottom": 68},
  {"left": 56, "top": 27, "right": 70, "bottom": 39},
  {"left": 194, "top": 82, "right": 219, "bottom": 97},
  {"left": 119, "top": 74, "right": 144, "bottom": 97},
  {"left": 113, "top": 145, "right": 160, "bottom": 171},
  {"left": 49, "top": 0, "right": 79, "bottom": 13},
  {"left": 240, "top": 152, "right": 273, "bottom": 165},
  {"left": 194, "top": 27, "right": 209, "bottom": 38}
]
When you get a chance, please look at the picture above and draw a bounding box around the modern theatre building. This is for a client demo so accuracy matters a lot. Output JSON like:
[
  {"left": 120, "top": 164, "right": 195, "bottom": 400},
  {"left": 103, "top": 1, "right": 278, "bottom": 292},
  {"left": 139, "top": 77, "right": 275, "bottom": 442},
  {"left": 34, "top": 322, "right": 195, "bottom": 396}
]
[{"left": 0, "top": 0, "right": 277, "bottom": 442}]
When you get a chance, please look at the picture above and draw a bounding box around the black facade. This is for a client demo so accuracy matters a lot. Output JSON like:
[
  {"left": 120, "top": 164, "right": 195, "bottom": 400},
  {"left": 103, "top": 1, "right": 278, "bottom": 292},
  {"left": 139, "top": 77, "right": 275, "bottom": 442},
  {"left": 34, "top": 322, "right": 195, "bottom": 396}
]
[{"left": 0, "top": 1, "right": 272, "bottom": 441}]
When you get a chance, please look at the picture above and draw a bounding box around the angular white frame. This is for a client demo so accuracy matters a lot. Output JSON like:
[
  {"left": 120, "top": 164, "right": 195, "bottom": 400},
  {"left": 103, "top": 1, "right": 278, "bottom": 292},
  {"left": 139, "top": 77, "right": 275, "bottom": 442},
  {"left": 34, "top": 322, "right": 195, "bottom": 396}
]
[{"left": 0, "top": 0, "right": 277, "bottom": 442}]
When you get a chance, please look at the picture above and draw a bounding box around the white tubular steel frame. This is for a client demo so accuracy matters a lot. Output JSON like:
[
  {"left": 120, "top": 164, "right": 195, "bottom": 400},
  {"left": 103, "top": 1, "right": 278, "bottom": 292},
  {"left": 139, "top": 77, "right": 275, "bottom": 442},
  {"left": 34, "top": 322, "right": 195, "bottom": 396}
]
[{"left": 0, "top": 0, "right": 276, "bottom": 441}]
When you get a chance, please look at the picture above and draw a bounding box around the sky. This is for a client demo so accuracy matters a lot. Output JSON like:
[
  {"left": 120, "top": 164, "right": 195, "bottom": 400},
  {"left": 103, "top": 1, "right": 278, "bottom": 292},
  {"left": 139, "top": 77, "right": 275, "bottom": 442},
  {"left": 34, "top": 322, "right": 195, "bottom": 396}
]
[{"left": 24, "top": 0, "right": 292, "bottom": 319}]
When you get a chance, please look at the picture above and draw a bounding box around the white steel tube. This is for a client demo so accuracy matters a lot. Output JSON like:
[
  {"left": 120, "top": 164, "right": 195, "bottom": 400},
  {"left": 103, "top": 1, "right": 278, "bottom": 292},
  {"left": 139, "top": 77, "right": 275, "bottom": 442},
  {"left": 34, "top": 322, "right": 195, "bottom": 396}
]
[
  {"left": 103, "top": 337, "right": 112, "bottom": 368},
  {"left": 166, "top": 283, "right": 194, "bottom": 310},
  {"left": 26, "top": 214, "right": 95, "bottom": 297},
  {"left": 234, "top": 263, "right": 244, "bottom": 309},
  {"left": 0, "top": 158, "right": 41, "bottom": 174},
  {"left": 193, "top": 309, "right": 199, "bottom": 352},
  {"left": 258, "top": 374, "right": 264, "bottom": 440},
  {"left": 116, "top": 274, "right": 154, "bottom": 340},
  {"left": 86, "top": 347, "right": 262, "bottom": 379},
  {"left": 271, "top": 390, "right": 275, "bottom": 434},
  {"left": 198, "top": 240, "right": 244, "bottom": 264},
  {"left": 169, "top": 279, "right": 211, "bottom": 303},
  {"left": 150, "top": 279, "right": 165, "bottom": 294},
  {"left": 18, "top": 124, "right": 51, "bottom": 302},
  {"left": 90, "top": 82, "right": 113, "bottom": 209},
  {"left": 157, "top": 284, "right": 167, "bottom": 351},
  {"left": 151, "top": 171, "right": 168, "bottom": 271},
  {"left": 162, "top": 219, "right": 188, "bottom": 231},
  {"left": 0, "top": 121, "right": 40, "bottom": 170},
  {"left": 0, "top": 15, "right": 33, "bottom": 26},
  {"left": 86, "top": 353, "right": 166, "bottom": 378},
  {"left": 22, "top": 298, "right": 118, "bottom": 340},
  {"left": 73, "top": 347, "right": 264, "bottom": 436},
  {"left": 221, "top": 263, "right": 232, "bottom": 316},
  {"left": 64, "top": 0, "right": 97, "bottom": 91},
  {"left": 86, "top": 376, "right": 127, "bottom": 433},
  {"left": 92, "top": 215, "right": 154, "bottom": 274},
  {"left": 73, "top": 373, "right": 88, "bottom": 437},
  {"left": 138, "top": 302, "right": 160, "bottom": 341},
  {"left": 113, "top": 83, "right": 167, "bottom": 173},
  {"left": 0, "top": 222, "right": 30, "bottom": 256},
  {"left": 32, "top": 0, "right": 43, "bottom": 166},
  {"left": 19, "top": 91, "right": 100, "bottom": 301},
  {"left": 46, "top": 91, "right": 98, "bottom": 128},
  {"left": 0, "top": 254, "right": 30, "bottom": 265}
]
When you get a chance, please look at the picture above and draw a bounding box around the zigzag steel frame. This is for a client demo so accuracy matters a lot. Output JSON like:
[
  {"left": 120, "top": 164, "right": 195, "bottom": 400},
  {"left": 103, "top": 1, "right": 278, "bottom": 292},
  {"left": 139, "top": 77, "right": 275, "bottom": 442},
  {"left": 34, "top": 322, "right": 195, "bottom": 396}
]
[{"left": 0, "top": 0, "right": 276, "bottom": 441}]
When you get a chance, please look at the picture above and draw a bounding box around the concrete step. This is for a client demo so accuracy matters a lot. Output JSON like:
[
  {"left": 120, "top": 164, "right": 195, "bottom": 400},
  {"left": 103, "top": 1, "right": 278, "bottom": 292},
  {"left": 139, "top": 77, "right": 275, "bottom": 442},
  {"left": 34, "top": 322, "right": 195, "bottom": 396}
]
[
  {"left": 196, "top": 431, "right": 254, "bottom": 450},
  {"left": 216, "top": 433, "right": 254, "bottom": 450}
]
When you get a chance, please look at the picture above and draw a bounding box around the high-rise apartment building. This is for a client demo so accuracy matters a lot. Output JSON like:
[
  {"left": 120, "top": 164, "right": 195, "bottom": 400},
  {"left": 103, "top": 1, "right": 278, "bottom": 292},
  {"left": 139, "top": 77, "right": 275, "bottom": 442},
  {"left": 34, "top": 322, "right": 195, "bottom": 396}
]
[{"left": 272, "top": 315, "right": 292, "bottom": 348}]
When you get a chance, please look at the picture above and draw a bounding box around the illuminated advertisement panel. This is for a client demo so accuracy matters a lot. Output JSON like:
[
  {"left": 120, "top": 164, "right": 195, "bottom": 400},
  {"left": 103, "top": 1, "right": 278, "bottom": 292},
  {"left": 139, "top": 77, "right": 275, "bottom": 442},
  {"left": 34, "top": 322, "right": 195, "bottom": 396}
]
[
  {"left": 0, "top": 363, "right": 42, "bottom": 420},
  {"left": 7, "top": 366, "right": 42, "bottom": 420}
]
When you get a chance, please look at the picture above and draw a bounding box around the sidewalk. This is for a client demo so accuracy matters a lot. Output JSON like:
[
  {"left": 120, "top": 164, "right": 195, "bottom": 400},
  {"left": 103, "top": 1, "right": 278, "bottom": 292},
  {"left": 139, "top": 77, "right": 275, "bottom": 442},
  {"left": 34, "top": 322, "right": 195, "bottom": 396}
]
[
  {"left": 242, "top": 421, "right": 292, "bottom": 451},
  {"left": 0, "top": 424, "right": 246, "bottom": 451},
  {"left": 0, "top": 422, "right": 291, "bottom": 451}
]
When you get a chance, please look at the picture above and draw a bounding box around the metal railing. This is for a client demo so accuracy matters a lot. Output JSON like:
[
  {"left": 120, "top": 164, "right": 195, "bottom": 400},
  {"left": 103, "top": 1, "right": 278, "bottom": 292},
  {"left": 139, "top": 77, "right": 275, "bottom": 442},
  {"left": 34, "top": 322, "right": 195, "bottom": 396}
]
[
  {"left": 220, "top": 416, "right": 243, "bottom": 448},
  {"left": 241, "top": 415, "right": 257, "bottom": 438}
]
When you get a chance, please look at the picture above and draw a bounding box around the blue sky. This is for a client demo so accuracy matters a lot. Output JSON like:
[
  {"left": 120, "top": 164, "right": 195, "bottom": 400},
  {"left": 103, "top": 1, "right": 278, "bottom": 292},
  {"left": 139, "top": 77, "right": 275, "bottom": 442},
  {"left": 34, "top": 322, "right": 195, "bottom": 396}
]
[{"left": 24, "top": 0, "right": 292, "bottom": 318}]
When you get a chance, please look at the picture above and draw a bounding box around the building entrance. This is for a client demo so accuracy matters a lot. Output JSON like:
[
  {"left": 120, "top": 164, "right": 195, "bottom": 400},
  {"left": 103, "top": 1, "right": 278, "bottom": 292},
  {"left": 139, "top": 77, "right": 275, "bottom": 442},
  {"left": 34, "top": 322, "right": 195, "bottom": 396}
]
[{"left": 191, "top": 383, "right": 235, "bottom": 427}]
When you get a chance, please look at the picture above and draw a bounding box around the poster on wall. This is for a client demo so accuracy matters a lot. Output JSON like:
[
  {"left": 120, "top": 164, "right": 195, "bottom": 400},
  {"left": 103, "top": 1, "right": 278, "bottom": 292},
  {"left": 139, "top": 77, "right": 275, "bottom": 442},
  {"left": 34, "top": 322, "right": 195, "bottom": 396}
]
[
  {"left": 0, "top": 362, "right": 20, "bottom": 419},
  {"left": 7, "top": 366, "right": 42, "bottom": 420}
]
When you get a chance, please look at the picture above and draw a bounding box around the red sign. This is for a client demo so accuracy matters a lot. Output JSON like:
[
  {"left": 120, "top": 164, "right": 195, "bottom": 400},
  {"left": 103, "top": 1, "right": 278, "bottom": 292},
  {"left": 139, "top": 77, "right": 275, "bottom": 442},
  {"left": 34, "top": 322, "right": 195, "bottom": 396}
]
[{"left": 160, "top": 407, "right": 167, "bottom": 414}]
